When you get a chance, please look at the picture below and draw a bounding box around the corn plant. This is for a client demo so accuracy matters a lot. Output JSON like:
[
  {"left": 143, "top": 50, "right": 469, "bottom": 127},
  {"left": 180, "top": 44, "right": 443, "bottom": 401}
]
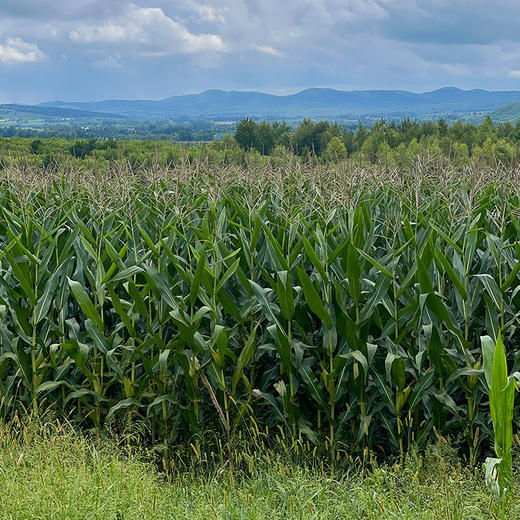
[
  {"left": 482, "top": 333, "right": 519, "bottom": 514},
  {"left": 0, "top": 157, "right": 519, "bottom": 465}
]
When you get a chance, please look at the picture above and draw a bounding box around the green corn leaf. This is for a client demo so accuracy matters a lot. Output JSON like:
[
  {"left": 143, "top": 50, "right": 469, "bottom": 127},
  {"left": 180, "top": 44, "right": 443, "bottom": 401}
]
[
  {"left": 445, "top": 367, "right": 482, "bottom": 387},
  {"left": 61, "top": 340, "right": 93, "bottom": 381},
  {"left": 110, "top": 266, "right": 143, "bottom": 283},
  {"left": 476, "top": 274, "right": 502, "bottom": 310},
  {"left": 85, "top": 319, "right": 109, "bottom": 354},
  {"left": 146, "top": 395, "right": 179, "bottom": 417},
  {"left": 302, "top": 235, "right": 328, "bottom": 283},
  {"left": 434, "top": 248, "right": 467, "bottom": 299},
  {"left": 346, "top": 243, "right": 361, "bottom": 306},
  {"left": 5, "top": 251, "right": 37, "bottom": 305},
  {"left": 408, "top": 369, "right": 435, "bottom": 411},
  {"left": 35, "top": 380, "right": 69, "bottom": 395},
  {"left": 216, "top": 257, "right": 240, "bottom": 293},
  {"left": 489, "top": 333, "right": 514, "bottom": 460},
  {"left": 34, "top": 261, "right": 70, "bottom": 324},
  {"left": 481, "top": 335, "right": 496, "bottom": 389},
  {"left": 125, "top": 280, "right": 149, "bottom": 319},
  {"left": 79, "top": 235, "right": 98, "bottom": 261},
  {"left": 433, "top": 391, "right": 461, "bottom": 419},
  {"left": 429, "top": 223, "right": 463, "bottom": 255},
  {"left": 262, "top": 223, "right": 287, "bottom": 270},
  {"left": 501, "top": 258, "right": 520, "bottom": 291},
  {"left": 143, "top": 265, "right": 178, "bottom": 311},
  {"left": 107, "top": 285, "right": 136, "bottom": 337},
  {"left": 373, "top": 370, "right": 396, "bottom": 415},
  {"left": 385, "top": 353, "right": 400, "bottom": 384},
  {"left": 67, "top": 277, "right": 104, "bottom": 331},
  {"left": 463, "top": 228, "right": 478, "bottom": 274},
  {"left": 276, "top": 271, "right": 295, "bottom": 321},
  {"left": 417, "top": 257, "right": 434, "bottom": 294},
  {"left": 359, "top": 273, "right": 391, "bottom": 323},
  {"left": 190, "top": 251, "right": 206, "bottom": 307},
  {"left": 106, "top": 398, "right": 145, "bottom": 421},
  {"left": 231, "top": 325, "right": 257, "bottom": 396},
  {"left": 379, "top": 413, "right": 399, "bottom": 448},
  {"left": 415, "top": 418, "right": 434, "bottom": 447},
  {"left": 356, "top": 247, "right": 392, "bottom": 278},
  {"left": 391, "top": 356, "right": 406, "bottom": 390},
  {"left": 297, "top": 359, "right": 328, "bottom": 409},
  {"left": 250, "top": 280, "right": 282, "bottom": 328},
  {"left": 267, "top": 324, "right": 291, "bottom": 369},
  {"left": 296, "top": 267, "right": 332, "bottom": 329}
]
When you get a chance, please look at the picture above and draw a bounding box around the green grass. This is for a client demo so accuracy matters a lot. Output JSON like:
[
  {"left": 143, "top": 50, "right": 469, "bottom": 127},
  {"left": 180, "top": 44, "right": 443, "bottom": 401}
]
[{"left": 0, "top": 420, "right": 518, "bottom": 519}]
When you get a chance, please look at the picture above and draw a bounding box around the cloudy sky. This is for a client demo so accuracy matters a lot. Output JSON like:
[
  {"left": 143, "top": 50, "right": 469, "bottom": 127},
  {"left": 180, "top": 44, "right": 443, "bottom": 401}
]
[{"left": 2, "top": 0, "right": 520, "bottom": 103}]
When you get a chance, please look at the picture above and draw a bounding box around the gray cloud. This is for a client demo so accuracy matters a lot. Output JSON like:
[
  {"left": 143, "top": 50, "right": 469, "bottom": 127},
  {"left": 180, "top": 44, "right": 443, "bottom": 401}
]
[
  {"left": 379, "top": 0, "right": 520, "bottom": 45},
  {"left": 0, "top": 1, "right": 131, "bottom": 20},
  {"left": 2, "top": 0, "right": 520, "bottom": 102}
]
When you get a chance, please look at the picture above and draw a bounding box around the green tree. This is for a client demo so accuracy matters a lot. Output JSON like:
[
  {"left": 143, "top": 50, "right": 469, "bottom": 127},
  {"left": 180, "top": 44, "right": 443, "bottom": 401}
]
[
  {"left": 353, "top": 123, "right": 369, "bottom": 153},
  {"left": 275, "top": 131, "right": 292, "bottom": 150},
  {"left": 452, "top": 141, "right": 470, "bottom": 168},
  {"left": 293, "top": 119, "right": 330, "bottom": 157},
  {"left": 478, "top": 115, "right": 496, "bottom": 146},
  {"left": 69, "top": 139, "right": 97, "bottom": 159},
  {"left": 30, "top": 139, "right": 42, "bottom": 155},
  {"left": 324, "top": 136, "right": 347, "bottom": 162},
  {"left": 376, "top": 139, "right": 392, "bottom": 165},
  {"left": 255, "top": 121, "right": 275, "bottom": 155},
  {"left": 271, "top": 121, "right": 291, "bottom": 141},
  {"left": 437, "top": 118, "right": 449, "bottom": 137},
  {"left": 234, "top": 118, "right": 258, "bottom": 151}
]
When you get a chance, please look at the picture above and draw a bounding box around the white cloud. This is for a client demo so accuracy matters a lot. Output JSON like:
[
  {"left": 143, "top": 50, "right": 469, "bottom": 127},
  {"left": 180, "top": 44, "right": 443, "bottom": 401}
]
[
  {"left": 0, "top": 37, "right": 45, "bottom": 64},
  {"left": 508, "top": 70, "right": 520, "bottom": 78},
  {"left": 249, "top": 44, "right": 282, "bottom": 57},
  {"left": 179, "top": 1, "right": 226, "bottom": 23},
  {"left": 71, "top": 23, "right": 132, "bottom": 43},
  {"left": 70, "top": 4, "right": 227, "bottom": 55}
]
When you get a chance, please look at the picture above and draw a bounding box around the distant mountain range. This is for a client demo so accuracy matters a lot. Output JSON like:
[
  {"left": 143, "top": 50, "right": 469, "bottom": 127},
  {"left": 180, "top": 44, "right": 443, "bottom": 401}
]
[
  {"left": 1, "top": 87, "right": 520, "bottom": 123},
  {"left": 36, "top": 87, "right": 520, "bottom": 120}
]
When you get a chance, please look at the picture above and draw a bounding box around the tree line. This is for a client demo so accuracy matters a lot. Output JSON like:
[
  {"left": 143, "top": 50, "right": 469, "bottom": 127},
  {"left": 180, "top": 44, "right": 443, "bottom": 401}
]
[
  {"left": 2, "top": 115, "right": 520, "bottom": 169},
  {"left": 233, "top": 115, "right": 520, "bottom": 164}
]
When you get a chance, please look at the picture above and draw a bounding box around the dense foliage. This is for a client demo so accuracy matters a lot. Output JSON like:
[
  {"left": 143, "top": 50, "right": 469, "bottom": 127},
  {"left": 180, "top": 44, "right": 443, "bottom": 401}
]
[
  {"left": 3, "top": 115, "right": 520, "bottom": 171},
  {"left": 234, "top": 115, "right": 520, "bottom": 164},
  {"left": 0, "top": 157, "right": 519, "bottom": 464}
]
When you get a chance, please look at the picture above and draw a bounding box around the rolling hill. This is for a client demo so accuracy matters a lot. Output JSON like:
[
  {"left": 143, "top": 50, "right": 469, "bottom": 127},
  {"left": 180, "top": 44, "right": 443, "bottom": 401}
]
[
  {"left": 39, "top": 87, "right": 520, "bottom": 120},
  {"left": 0, "top": 104, "right": 125, "bottom": 121},
  {"left": 490, "top": 101, "right": 520, "bottom": 123}
]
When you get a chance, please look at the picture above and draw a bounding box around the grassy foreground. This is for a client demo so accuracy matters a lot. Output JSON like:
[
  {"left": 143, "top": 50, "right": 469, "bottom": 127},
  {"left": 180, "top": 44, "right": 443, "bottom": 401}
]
[{"left": 0, "top": 421, "right": 518, "bottom": 520}]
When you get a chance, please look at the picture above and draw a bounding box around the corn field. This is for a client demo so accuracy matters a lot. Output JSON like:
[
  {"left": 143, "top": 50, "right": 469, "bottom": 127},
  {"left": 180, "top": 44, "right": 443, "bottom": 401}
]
[{"left": 0, "top": 157, "right": 519, "bottom": 463}]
